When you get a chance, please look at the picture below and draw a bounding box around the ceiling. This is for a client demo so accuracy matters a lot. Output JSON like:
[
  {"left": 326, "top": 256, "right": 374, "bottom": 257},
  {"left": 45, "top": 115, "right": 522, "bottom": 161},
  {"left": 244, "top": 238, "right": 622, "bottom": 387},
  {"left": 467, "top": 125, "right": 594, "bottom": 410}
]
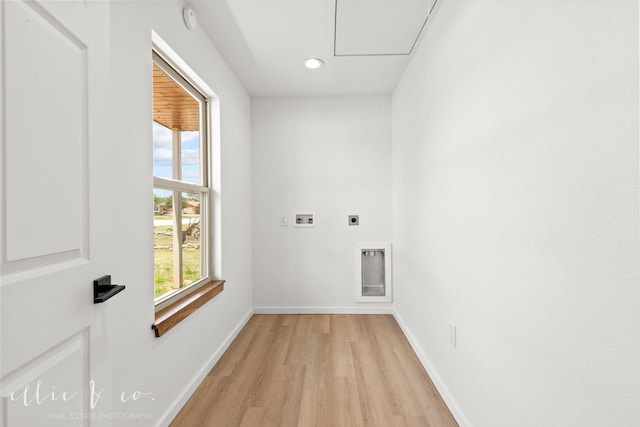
[{"left": 185, "top": 0, "right": 438, "bottom": 97}]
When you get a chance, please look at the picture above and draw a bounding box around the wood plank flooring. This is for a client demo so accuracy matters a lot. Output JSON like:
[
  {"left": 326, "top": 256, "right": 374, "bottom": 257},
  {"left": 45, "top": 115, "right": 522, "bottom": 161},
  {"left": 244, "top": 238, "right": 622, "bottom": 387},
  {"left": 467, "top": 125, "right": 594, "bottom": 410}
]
[{"left": 171, "top": 314, "right": 458, "bottom": 427}]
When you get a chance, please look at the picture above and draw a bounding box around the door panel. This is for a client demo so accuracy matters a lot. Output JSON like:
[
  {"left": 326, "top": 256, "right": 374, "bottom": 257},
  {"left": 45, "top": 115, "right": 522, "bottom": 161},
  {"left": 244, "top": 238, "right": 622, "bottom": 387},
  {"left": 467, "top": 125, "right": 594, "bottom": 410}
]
[
  {"left": 1, "top": 331, "right": 87, "bottom": 427},
  {"left": 1, "top": 1, "right": 113, "bottom": 426},
  {"left": 4, "top": 0, "right": 87, "bottom": 269}
]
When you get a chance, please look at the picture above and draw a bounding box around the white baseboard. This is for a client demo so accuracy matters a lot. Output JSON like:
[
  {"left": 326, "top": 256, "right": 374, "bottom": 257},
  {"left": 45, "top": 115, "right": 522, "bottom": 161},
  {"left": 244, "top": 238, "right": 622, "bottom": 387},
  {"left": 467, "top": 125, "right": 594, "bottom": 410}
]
[
  {"left": 254, "top": 306, "right": 394, "bottom": 315},
  {"left": 156, "top": 308, "right": 254, "bottom": 427},
  {"left": 392, "top": 309, "right": 471, "bottom": 427}
]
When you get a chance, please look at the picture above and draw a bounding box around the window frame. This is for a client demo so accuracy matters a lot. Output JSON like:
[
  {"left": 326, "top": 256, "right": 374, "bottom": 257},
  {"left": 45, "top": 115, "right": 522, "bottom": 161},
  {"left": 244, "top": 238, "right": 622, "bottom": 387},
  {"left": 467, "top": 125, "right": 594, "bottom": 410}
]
[{"left": 152, "top": 50, "right": 212, "bottom": 312}]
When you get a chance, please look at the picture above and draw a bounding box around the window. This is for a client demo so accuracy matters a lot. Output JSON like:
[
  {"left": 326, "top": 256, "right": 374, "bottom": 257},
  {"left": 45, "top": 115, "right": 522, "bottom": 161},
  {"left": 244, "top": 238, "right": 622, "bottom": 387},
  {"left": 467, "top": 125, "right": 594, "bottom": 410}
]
[{"left": 152, "top": 51, "right": 210, "bottom": 308}]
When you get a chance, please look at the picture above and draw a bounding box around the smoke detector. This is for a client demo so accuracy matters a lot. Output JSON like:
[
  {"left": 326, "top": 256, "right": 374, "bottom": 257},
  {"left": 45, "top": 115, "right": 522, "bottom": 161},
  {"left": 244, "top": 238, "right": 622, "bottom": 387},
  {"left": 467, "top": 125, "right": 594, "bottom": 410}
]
[{"left": 183, "top": 7, "right": 197, "bottom": 30}]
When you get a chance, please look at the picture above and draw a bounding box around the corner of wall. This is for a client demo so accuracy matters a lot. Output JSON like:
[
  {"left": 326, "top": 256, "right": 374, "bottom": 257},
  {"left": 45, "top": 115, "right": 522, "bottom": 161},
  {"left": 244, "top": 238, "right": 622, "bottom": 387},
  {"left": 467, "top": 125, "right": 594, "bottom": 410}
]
[
  {"left": 155, "top": 308, "right": 254, "bottom": 427},
  {"left": 392, "top": 309, "right": 471, "bottom": 427}
]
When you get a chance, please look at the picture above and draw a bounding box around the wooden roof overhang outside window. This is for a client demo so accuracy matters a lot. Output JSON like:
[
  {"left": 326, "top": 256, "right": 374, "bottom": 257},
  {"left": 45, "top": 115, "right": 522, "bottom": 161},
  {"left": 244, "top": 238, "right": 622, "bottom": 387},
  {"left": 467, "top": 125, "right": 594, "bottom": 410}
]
[{"left": 152, "top": 63, "right": 200, "bottom": 131}]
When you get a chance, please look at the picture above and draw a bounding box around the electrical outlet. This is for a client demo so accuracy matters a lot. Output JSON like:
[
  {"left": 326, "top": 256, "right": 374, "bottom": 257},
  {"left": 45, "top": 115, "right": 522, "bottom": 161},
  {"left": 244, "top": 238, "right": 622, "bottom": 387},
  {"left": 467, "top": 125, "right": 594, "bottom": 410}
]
[{"left": 449, "top": 321, "right": 456, "bottom": 348}]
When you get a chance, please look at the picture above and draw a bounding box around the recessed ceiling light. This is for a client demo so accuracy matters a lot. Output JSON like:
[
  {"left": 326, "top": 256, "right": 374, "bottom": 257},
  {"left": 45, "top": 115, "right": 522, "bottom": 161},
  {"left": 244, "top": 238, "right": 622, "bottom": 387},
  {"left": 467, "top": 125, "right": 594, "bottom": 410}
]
[{"left": 304, "top": 58, "right": 324, "bottom": 69}]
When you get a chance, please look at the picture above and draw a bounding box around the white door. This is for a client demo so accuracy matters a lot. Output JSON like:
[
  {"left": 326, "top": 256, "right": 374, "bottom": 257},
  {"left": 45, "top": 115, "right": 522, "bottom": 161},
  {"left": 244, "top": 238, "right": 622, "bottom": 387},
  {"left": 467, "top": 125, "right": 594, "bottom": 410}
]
[{"left": 1, "top": 1, "right": 115, "bottom": 426}]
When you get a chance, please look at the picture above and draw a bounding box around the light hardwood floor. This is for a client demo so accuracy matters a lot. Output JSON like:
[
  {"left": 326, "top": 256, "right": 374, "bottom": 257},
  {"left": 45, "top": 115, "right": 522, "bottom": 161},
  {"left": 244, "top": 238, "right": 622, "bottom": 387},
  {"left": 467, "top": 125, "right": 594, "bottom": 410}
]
[{"left": 171, "top": 314, "right": 458, "bottom": 427}]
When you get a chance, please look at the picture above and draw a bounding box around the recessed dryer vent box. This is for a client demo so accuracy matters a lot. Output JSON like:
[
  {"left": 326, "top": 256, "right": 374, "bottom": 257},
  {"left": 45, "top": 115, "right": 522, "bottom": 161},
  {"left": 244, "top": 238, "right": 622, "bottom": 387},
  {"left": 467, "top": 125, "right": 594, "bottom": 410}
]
[
  {"left": 294, "top": 212, "right": 315, "bottom": 227},
  {"left": 356, "top": 241, "right": 392, "bottom": 303}
]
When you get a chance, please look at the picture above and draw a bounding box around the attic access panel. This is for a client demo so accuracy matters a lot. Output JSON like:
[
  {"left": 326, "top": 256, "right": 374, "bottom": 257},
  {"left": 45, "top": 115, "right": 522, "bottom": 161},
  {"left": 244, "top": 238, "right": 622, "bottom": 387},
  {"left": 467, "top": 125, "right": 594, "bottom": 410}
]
[{"left": 334, "top": 0, "right": 436, "bottom": 56}]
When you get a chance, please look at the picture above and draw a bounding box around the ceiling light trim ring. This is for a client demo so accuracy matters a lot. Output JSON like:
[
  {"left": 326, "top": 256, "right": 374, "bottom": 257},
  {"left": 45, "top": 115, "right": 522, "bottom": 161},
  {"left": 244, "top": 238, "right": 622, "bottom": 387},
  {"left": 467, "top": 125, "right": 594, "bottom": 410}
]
[{"left": 304, "top": 58, "right": 325, "bottom": 69}]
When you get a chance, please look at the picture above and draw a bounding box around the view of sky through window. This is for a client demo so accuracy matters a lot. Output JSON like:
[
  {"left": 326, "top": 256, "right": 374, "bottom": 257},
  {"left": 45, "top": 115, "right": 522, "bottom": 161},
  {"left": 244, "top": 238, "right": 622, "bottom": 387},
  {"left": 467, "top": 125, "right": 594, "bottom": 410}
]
[{"left": 153, "top": 121, "right": 200, "bottom": 196}]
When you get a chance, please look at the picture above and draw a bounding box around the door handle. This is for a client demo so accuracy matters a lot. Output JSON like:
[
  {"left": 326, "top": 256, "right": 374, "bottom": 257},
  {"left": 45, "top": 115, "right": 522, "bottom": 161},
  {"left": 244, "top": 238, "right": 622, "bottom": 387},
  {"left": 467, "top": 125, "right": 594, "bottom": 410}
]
[{"left": 93, "top": 275, "right": 125, "bottom": 303}]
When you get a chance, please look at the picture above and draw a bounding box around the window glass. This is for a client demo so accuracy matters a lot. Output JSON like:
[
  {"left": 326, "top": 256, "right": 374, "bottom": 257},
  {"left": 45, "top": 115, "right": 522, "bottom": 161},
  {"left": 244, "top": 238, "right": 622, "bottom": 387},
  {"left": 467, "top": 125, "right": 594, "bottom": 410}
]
[
  {"left": 153, "top": 188, "right": 175, "bottom": 298},
  {"left": 180, "top": 130, "right": 200, "bottom": 184},
  {"left": 152, "top": 122, "right": 173, "bottom": 179},
  {"left": 181, "top": 192, "right": 201, "bottom": 286},
  {"left": 152, "top": 53, "right": 209, "bottom": 305}
]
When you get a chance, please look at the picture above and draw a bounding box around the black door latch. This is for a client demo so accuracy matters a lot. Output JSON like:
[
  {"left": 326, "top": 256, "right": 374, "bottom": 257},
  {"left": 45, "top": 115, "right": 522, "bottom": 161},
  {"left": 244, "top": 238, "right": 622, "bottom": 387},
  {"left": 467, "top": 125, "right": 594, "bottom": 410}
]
[{"left": 93, "top": 275, "right": 125, "bottom": 303}]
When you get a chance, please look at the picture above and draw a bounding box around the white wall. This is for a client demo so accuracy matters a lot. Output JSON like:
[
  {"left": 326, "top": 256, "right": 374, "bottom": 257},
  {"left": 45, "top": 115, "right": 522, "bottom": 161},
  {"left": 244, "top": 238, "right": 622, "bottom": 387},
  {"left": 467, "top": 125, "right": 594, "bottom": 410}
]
[
  {"left": 392, "top": 1, "right": 639, "bottom": 426},
  {"left": 109, "top": 1, "right": 253, "bottom": 425},
  {"left": 252, "top": 97, "right": 392, "bottom": 311}
]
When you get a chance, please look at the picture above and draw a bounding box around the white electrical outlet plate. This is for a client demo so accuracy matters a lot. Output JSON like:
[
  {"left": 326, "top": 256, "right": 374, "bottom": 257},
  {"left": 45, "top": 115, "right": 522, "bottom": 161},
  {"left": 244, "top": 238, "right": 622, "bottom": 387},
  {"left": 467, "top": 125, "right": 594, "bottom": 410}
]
[
  {"left": 449, "top": 321, "right": 457, "bottom": 348},
  {"left": 280, "top": 216, "right": 288, "bottom": 227}
]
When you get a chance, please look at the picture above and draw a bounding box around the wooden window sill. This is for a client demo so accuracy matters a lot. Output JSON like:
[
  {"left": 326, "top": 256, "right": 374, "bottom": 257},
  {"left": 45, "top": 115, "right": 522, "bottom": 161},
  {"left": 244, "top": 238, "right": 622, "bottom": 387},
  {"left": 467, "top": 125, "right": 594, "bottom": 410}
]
[{"left": 152, "top": 280, "right": 225, "bottom": 337}]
